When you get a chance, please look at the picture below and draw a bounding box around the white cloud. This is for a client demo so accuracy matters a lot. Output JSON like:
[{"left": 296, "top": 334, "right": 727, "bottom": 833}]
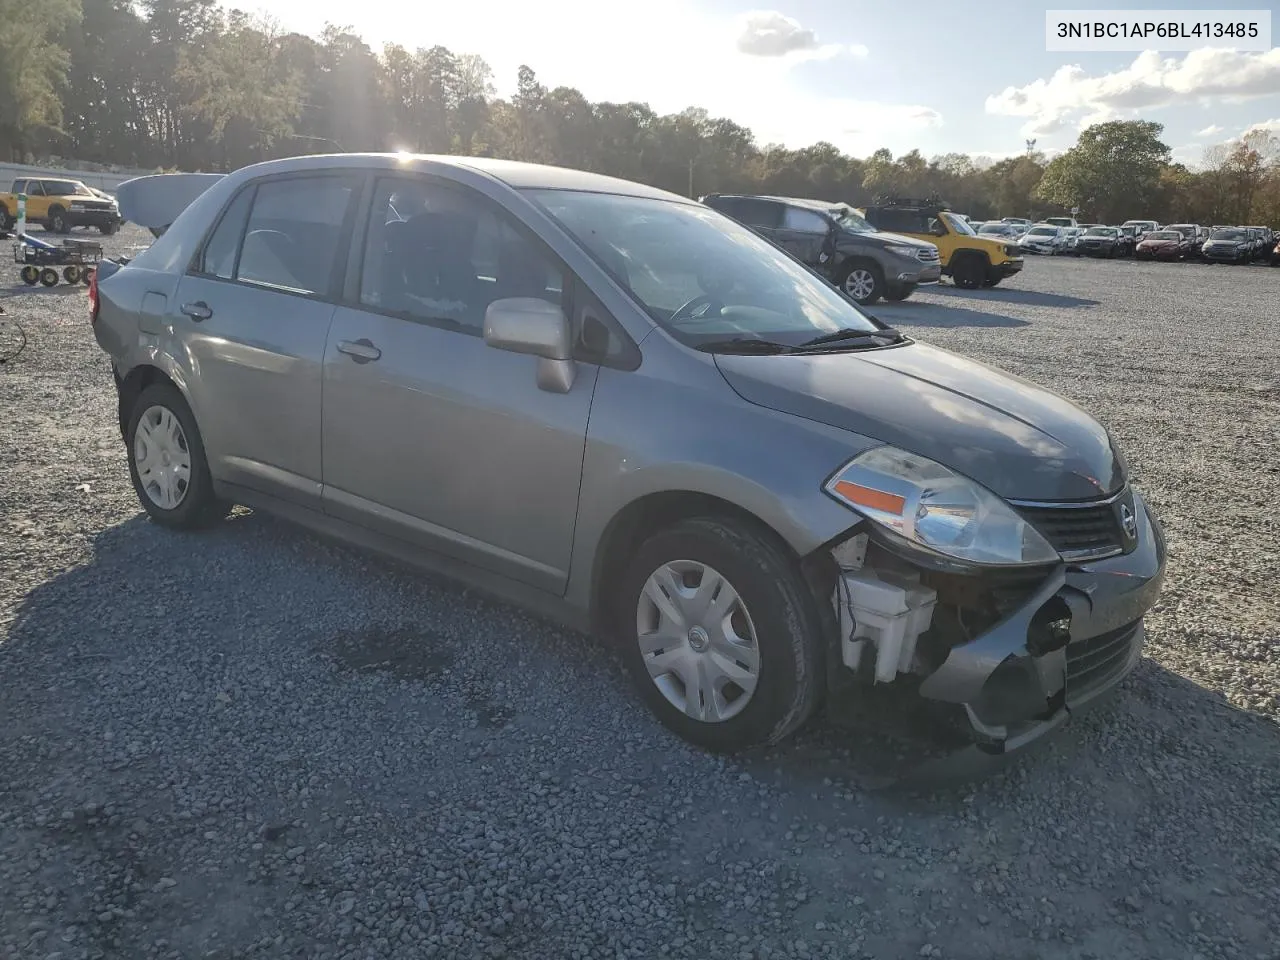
[
  {"left": 734, "top": 10, "right": 855, "bottom": 61},
  {"left": 1244, "top": 118, "right": 1280, "bottom": 136},
  {"left": 1195, "top": 124, "right": 1224, "bottom": 137},
  {"left": 985, "top": 47, "right": 1280, "bottom": 136}
]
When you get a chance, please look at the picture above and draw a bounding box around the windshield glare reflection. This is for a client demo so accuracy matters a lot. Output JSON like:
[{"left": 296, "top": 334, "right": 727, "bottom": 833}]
[{"left": 525, "top": 189, "right": 882, "bottom": 348}]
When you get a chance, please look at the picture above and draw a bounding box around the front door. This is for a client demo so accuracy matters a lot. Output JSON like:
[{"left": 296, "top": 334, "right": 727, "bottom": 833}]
[
  {"left": 320, "top": 175, "right": 598, "bottom": 594},
  {"left": 172, "top": 172, "right": 361, "bottom": 508},
  {"left": 772, "top": 205, "right": 833, "bottom": 272}
]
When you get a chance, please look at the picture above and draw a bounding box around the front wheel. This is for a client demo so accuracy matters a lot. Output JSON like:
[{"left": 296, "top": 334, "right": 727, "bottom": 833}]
[
  {"left": 99, "top": 222, "right": 119, "bottom": 236},
  {"left": 620, "top": 518, "right": 824, "bottom": 752},
  {"left": 48, "top": 208, "right": 70, "bottom": 234},
  {"left": 126, "top": 382, "right": 222, "bottom": 529},
  {"left": 838, "top": 260, "right": 883, "bottom": 305},
  {"left": 951, "top": 255, "right": 986, "bottom": 289}
]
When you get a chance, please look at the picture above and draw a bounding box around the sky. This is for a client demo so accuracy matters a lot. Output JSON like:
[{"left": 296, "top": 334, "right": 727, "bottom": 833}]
[{"left": 250, "top": 0, "right": 1280, "bottom": 166}]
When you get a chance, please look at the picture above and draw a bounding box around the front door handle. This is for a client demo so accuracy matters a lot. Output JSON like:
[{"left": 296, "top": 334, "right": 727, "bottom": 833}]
[
  {"left": 181, "top": 301, "right": 212, "bottom": 321},
  {"left": 336, "top": 338, "right": 381, "bottom": 363}
]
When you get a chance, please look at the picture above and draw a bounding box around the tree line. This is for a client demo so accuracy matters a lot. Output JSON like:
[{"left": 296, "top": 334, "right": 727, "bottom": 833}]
[{"left": 2, "top": 0, "right": 1278, "bottom": 226}]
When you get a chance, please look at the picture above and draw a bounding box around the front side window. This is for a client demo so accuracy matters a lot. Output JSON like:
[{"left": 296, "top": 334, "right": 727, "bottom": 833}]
[
  {"left": 41, "top": 180, "right": 87, "bottom": 196},
  {"left": 234, "top": 176, "right": 357, "bottom": 295},
  {"left": 781, "top": 206, "right": 829, "bottom": 234},
  {"left": 940, "top": 213, "right": 975, "bottom": 236},
  {"left": 359, "top": 177, "right": 565, "bottom": 332},
  {"left": 526, "top": 189, "right": 882, "bottom": 349}
]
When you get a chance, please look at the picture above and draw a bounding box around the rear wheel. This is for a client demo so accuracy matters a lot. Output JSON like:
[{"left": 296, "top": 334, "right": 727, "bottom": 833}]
[
  {"left": 838, "top": 260, "right": 883, "bottom": 305},
  {"left": 619, "top": 517, "right": 824, "bottom": 752},
  {"left": 39, "top": 268, "right": 59, "bottom": 287},
  {"left": 125, "top": 382, "right": 222, "bottom": 529}
]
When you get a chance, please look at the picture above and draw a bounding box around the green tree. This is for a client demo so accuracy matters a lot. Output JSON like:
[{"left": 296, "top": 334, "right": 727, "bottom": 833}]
[
  {"left": 1034, "top": 120, "right": 1171, "bottom": 222},
  {"left": 0, "top": 0, "right": 82, "bottom": 159}
]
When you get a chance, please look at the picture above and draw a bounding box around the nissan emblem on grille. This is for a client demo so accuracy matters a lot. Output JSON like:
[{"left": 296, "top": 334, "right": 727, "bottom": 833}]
[{"left": 1120, "top": 503, "right": 1137, "bottom": 541}]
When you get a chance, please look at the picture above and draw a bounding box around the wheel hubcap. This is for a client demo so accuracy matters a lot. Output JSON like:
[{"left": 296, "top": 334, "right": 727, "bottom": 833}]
[
  {"left": 134, "top": 405, "right": 192, "bottom": 510},
  {"left": 635, "top": 560, "right": 761, "bottom": 723},
  {"left": 845, "top": 269, "right": 875, "bottom": 300}
]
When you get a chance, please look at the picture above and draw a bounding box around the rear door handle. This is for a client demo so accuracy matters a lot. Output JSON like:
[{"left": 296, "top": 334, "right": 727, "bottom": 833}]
[
  {"left": 180, "top": 301, "right": 212, "bottom": 321},
  {"left": 336, "top": 338, "right": 381, "bottom": 363}
]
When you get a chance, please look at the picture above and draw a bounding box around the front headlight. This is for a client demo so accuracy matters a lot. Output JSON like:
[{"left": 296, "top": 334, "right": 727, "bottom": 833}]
[
  {"left": 884, "top": 245, "right": 919, "bottom": 258},
  {"left": 824, "top": 446, "right": 1060, "bottom": 566}
]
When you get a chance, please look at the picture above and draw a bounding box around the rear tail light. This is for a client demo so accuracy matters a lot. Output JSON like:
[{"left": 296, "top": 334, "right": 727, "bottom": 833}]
[{"left": 88, "top": 267, "right": 99, "bottom": 324}]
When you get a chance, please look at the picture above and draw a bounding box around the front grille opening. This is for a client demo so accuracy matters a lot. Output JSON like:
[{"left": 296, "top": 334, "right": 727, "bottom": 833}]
[
  {"left": 1066, "top": 620, "right": 1141, "bottom": 699},
  {"left": 1017, "top": 498, "right": 1126, "bottom": 560}
]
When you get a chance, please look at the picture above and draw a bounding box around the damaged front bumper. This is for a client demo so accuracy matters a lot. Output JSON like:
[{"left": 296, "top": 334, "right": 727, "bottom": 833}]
[{"left": 830, "top": 488, "right": 1167, "bottom": 775}]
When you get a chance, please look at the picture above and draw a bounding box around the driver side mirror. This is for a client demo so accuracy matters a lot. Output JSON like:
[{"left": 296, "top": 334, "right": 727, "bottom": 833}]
[
  {"left": 930, "top": 222, "right": 947, "bottom": 237},
  {"left": 484, "top": 297, "right": 577, "bottom": 394}
]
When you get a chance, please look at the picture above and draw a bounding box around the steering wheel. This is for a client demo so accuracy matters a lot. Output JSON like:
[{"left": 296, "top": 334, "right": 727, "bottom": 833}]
[{"left": 668, "top": 294, "right": 723, "bottom": 325}]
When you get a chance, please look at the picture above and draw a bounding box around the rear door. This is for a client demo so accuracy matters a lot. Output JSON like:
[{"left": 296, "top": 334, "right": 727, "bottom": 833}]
[
  {"left": 172, "top": 172, "right": 362, "bottom": 509},
  {"left": 733, "top": 198, "right": 784, "bottom": 240},
  {"left": 319, "top": 174, "right": 600, "bottom": 593}
]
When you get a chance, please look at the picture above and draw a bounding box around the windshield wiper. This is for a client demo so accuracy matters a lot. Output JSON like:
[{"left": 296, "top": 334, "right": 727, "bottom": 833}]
[
  {"left": 796, "top": 327, "right": 902, "bottom": 350},
  {"left": 694, "top": 337, "right": 798, "bottom": 355}
]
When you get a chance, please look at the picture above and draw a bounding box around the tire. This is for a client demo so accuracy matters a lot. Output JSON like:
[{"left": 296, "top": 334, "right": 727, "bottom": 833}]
[
  {"left": 63, "top": 265, "right": 81, "bottom": 284},
  {"left": 20, "top": 265, "right": 39, "bottom": 285},
  {"left": 982, "top": 277, "right": 1002, "bottom": 288},
  {"left": 99, "top": 222, "right": 119, "bottom": 236},
  {"left": 837, "top": 259, "right": 883, "bottom": 305},
  {"left": 81, "top": 266, "right": 95, "bottom": 286},
  {"left": 48, "top": 207, "right": 70, "bottom": 234},
  {"left": 619, "top": 517, "right": 824, "bottom": 752},
  {"left": 125, "top": 382, "right": 221, "bottom": 529},
  {"left": 884, "top": 284, "right": 915, "bottom": 301},
  {"left": 951, "top": 254, "right": 986, "bottom": 289},
  {"left": 0, "top": 208, "right": 12, "bottom": 232},
  {"left": 39, "top": 268, "right": 59, "bottom": 287}
]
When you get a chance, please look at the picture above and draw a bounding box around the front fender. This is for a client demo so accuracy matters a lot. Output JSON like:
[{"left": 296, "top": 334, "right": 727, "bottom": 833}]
[{"left": 566, "top": 338, "right": 872, "bottom": 612}]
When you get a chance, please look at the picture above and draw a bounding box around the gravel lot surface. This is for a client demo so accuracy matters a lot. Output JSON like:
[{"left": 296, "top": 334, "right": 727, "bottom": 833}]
[{"left": 2, "top": 228, "right": 1278, "bottom": 960}]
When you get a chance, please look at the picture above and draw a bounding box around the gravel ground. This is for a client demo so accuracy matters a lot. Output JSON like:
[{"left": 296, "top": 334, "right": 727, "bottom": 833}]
[{"left": 1, "top": 228, "right": 1278, "bottom": 960}]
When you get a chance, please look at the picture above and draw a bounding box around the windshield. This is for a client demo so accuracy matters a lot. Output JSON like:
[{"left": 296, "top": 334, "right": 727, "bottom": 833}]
[
  {"left": 978, "top": 224, "right": 1011, "bottom": 235},
  {"left": 1147, "top": 231, "right": 1180, "bottom": 241},
  {"left": 832, "top": 207, "right": 875, "bottom": 233},
  {"left": 1027, "top": 226, "right": 1057, "bottom": 236},
  {"left": 526, "top": 189, "right": 883, "bottom": 348},
  {"left": 1168, "top": 225, "right": 1195, "bottom": 237},
  {"left": 1210, "top": 228, "right": 1245, "bottom": 241},
  {"left": 940, "top": 212, "right": 975, "bottom": 236},
  {"left": 1085, "top": 227, "right": 1116, "bottom": 236}
]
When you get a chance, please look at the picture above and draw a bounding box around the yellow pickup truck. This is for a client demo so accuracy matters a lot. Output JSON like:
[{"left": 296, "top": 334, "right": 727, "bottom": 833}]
[{"left": 0, "top": 176, "right": 121, "bottom": 235}]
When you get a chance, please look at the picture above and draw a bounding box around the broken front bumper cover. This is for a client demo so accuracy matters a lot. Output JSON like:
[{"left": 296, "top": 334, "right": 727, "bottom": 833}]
[{"left": 912, "top": 489, "right": 1166, "bottom": 768}]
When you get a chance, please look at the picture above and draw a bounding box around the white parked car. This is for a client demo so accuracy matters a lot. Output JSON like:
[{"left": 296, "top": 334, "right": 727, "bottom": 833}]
[{"left": 1019, "top": 224, "right": 1068, "bottom": 255}]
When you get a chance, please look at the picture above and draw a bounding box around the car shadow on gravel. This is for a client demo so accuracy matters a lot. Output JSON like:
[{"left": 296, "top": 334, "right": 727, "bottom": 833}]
[
  {"left": 6, "top": 509, "right": 1277, "bottom": 801},
  {"left": 924, "top": 285, "right": 1100, "bottom": 309},
  {"left": 873, "top": 301, "right": 1031, "bottom": 329}
]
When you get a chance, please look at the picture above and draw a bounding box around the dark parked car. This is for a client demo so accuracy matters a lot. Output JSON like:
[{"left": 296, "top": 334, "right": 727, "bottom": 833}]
[
  {"left": 1271, "top": 235, "right": 1280, "bottom": 266},
  {"left": 702, "top": 194, "right": 941, "bottom": 304},
  {"left": 1078, "top": 226, "right": 1128, "bottom": 258},
  {"left": 1134, "top": 230, "right": 1188, "bottom": 261},
  {"left": 1245, "top": 226, "right": 1272, "bottom": 261},
  {"left": 1201, "top": 228, "right": 1252, "bottom": 264},
  {"left": 1166, "top": 224, "right": 1204, "bottom": 258}
]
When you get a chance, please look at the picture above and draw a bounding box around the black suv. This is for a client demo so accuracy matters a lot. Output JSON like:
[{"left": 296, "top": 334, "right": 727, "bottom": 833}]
[{"left": 701, "top": 194, "right": 941, "bottom": 304}]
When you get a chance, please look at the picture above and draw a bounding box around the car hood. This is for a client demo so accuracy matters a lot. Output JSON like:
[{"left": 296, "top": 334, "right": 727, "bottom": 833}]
[
  {"left": 839, "top": 229, "right": 932, "bottom": 249},
  {"left": 714, "top": 342, "right": 1125, "bottom": 501}
]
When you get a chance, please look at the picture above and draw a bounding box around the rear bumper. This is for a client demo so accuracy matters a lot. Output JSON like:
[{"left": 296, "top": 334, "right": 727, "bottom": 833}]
[{"left": 916, "top": 489, "right": 1166, "bottom": 758}]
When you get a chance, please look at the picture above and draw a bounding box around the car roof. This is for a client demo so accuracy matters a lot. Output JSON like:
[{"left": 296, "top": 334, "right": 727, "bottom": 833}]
[{"left": 223, "top": 152, "right": 691, "bottom": 204}]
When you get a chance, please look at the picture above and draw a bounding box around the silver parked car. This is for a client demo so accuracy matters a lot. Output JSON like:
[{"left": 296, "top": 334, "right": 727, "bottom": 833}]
[{"left": 92, "top": 154, "right": 1166, "bottom": 759}]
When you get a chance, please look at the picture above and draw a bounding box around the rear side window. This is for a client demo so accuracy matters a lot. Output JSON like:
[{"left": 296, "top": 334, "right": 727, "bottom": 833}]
[
  {"left": 735, "top": 198, "right": 783, "bottom": 229},
  {"left": 358, "top": 177, "right": 565, "bottom": 333},
  {"left": 199, "top": 187, "right": 254, "bottom": 279},
  {"left": 234, "top": 176, "right": 357, "bottom": 295}
]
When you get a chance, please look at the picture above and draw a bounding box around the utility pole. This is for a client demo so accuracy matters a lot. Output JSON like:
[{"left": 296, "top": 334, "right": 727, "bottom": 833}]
[{"left": 688, "top": 157, "right": 694, "bottom": 198}]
